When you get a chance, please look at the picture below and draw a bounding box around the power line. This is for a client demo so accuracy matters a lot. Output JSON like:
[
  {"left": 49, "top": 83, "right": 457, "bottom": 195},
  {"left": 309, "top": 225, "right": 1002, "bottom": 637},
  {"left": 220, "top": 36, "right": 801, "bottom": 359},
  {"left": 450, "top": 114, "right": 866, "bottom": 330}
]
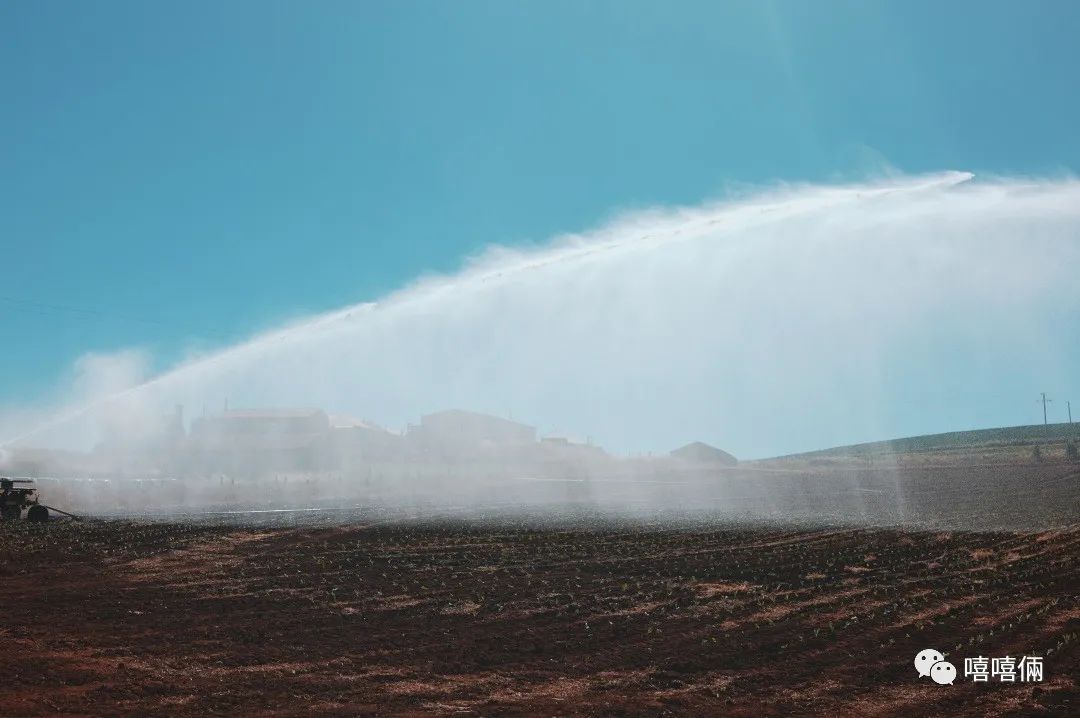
[
  {"left": 1037, "top": 392, "right": 1053, "bottom": 425},
  {"left": 0, "top": 294, "right": 228, "bottom": 339},
  {"left": 0, "top": 294, "right": 178, "bottom": 327}
]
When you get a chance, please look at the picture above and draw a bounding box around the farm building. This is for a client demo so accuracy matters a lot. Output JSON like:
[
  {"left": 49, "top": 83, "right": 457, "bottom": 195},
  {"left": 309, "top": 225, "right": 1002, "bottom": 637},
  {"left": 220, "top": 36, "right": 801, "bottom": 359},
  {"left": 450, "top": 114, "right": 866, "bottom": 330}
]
[
  {"left": 407, "top": 410, "right": 536, "bottom": 456},
  {"left": 670, "top": 441, "right": 738, "bottom": 466},
  {"left": 186, "top": 408, "right": 333, "bottom": 476},
  {"left": 325, "top": 415, "right": 404, "bottom": 467},
  {"left": 539, "top": 435, "right": 607, "bottom": 459}
]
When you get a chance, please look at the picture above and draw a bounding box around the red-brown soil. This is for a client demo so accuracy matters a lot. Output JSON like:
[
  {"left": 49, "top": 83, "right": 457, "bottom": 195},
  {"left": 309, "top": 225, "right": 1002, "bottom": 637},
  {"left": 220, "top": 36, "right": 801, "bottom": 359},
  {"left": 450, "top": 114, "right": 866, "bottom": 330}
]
[{"left": 2, "top": 515, "right": 1077, "bottom": 716}]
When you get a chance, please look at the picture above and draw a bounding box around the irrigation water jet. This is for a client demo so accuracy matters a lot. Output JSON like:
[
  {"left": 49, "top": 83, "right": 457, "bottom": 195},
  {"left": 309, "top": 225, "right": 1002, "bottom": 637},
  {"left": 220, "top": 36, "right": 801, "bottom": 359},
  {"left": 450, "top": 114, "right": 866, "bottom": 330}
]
[{"left": 2, "top": 171, "right": 1079, "bottom": 525}]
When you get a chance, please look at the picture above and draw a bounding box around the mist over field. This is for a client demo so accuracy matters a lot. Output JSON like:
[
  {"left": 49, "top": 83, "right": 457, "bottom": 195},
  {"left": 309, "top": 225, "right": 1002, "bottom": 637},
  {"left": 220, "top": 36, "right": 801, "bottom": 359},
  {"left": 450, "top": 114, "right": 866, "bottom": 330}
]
[{"left": 3, "top": 171, "right": 1080, "bottom": 462}]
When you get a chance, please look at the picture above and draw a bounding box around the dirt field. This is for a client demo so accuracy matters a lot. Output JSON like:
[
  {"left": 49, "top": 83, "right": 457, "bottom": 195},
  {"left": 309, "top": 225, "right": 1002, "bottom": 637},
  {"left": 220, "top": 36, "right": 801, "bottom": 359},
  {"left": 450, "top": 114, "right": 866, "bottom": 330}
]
[{"left": 2, "top": 507, "right": 1077, "bottom": 717}]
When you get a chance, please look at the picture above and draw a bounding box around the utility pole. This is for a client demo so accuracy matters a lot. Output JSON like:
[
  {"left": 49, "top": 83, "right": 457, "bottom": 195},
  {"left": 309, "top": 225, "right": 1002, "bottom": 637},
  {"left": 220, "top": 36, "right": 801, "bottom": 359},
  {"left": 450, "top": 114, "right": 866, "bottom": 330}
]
[
  {"left": 1038, "top": 392, "right": 1053, "bottom": 425},
  {"left": 1068, "top": 400, "right": 1073, "bottom": 424}
]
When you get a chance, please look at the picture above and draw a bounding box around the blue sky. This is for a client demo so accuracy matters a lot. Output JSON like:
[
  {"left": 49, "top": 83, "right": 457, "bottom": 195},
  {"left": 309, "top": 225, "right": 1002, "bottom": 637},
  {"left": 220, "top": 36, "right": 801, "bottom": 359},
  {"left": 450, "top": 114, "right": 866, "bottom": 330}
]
[{"left": 3, "top": 1, "right": 1080, "bottom": 430}]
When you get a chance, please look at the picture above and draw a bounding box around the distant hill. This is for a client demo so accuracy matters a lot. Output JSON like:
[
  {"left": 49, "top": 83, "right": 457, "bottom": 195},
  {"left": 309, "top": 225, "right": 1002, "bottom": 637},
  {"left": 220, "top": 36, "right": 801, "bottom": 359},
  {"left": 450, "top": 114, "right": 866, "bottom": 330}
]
[
  {"left": 670, "top": 441, "right": 738, "bottom": 466},
  {"left": 768, "top": 422, "right": 1080, "bottom": 461}
]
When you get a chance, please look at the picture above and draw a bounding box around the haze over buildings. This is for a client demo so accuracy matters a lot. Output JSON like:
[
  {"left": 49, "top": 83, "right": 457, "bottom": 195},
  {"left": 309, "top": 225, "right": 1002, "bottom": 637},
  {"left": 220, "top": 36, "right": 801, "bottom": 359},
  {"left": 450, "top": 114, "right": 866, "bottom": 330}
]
[{"left": 1, "top": 404, "right": 734, "bottom": 485}]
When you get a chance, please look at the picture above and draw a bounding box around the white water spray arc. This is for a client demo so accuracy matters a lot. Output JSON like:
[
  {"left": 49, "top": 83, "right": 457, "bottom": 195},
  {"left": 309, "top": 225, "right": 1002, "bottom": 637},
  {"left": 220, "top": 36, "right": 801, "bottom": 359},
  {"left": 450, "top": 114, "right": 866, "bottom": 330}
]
[{"left": 2, "top": 171, "right": 1079, "bottom": 462}]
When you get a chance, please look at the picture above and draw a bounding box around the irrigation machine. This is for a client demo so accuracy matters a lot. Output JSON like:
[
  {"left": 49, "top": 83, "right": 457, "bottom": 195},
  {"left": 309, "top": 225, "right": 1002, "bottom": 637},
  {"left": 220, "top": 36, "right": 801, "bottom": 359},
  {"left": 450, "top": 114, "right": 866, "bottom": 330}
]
[{"left": 0, "top": 477, "right": 78, "bottom": 523}]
